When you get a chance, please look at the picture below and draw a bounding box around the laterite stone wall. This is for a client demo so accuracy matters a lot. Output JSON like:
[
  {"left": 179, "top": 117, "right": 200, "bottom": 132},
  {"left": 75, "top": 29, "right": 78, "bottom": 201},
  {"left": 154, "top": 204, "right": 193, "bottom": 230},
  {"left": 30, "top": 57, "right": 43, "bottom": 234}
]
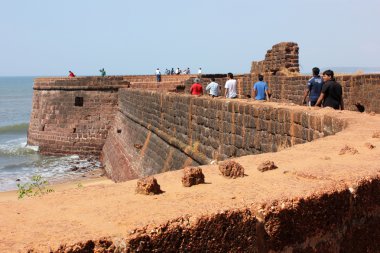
[
  {"left": 101, "top": 89, "right": 345, "bottom": 181},
  {"left": 27, "top": 76, "right": 129, "bottom": 155}
]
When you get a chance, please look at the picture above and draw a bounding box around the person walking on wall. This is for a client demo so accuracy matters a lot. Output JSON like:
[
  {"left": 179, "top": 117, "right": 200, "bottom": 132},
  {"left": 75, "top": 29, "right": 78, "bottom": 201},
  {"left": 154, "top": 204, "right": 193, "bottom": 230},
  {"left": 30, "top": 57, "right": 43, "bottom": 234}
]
[
  {"left": 190, "top": 78, "right": 203, "bottom": 96},
  {"left": 224, "top": 72, "right": 237, "bottom": 99},
  {"left": 198, "top": 67, "right": 202, "bottom": 78},
  {"left": 156, "top": 68, "right": 161, "bottom": 82},
  {"left": 315, "top": 69, "right": 344, "bottom": 110},
  {"left": 68, "top": 71, "right": 76, "bottom": 77},
  {"left": 205, "top": 77, "right": 220, "bottom": 97},
  {"left": 99, "top": 68, "right": 106, "bottom": 77},
  {"left": 302, "top": 67, "right": 323, "bottom": 106},
  {"left": 252, "top": 74, "right": 269, "bottom": 101}
]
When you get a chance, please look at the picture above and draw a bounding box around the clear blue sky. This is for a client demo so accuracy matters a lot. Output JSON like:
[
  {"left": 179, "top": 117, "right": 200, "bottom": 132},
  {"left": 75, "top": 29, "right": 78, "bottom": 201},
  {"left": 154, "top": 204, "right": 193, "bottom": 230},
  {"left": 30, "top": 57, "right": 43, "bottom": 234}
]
[{"left": 1, "top": 0, "right": 379, "bottom": 76}]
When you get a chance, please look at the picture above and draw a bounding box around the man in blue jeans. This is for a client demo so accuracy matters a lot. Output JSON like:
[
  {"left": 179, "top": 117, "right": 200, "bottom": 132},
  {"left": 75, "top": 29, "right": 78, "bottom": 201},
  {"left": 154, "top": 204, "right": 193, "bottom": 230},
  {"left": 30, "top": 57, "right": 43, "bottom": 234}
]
[
  {"left": 302, "top": 67, "right": 323, "bottom": 106},
  {"left": 252, "top": 74, "right": 269, "bottom": 101}
]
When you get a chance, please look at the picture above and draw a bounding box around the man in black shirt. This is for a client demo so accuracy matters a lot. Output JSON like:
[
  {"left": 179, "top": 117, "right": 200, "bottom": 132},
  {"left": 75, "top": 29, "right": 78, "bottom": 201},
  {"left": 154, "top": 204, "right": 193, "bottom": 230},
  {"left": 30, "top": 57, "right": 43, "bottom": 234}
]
[{"left": 315, "top": 70, "right": 344, "bottom": 110}]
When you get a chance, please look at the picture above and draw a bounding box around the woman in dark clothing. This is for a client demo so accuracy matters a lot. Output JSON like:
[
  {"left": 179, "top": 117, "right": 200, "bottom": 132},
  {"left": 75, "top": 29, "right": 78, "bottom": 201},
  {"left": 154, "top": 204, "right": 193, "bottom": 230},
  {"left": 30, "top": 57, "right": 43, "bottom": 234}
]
[{"left": 315, "top": 70, "right": 344, "bottom": 110}]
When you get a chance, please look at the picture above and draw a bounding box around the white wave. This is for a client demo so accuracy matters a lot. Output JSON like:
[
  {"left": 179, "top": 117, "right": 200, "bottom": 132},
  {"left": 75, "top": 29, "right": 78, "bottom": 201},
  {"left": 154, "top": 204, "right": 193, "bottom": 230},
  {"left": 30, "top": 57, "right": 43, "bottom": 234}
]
[
  {"left": 25, "top": 144, "right": 39, "bottom": 152},
  {"left": 0, "top": 154, "right": 103, "bottom": 192}
]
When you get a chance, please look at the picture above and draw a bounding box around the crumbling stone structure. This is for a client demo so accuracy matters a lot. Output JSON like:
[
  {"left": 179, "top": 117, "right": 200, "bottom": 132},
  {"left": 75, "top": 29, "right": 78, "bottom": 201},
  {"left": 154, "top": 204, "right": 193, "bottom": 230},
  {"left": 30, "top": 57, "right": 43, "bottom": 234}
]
[{"left": 250, "top": 42, "right": 300, "bottom": 75}]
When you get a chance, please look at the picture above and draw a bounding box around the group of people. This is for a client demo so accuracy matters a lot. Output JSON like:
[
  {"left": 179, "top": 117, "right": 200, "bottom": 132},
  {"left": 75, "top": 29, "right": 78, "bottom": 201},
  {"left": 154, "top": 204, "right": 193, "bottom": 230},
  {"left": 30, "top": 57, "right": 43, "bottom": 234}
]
[
  {"left": 68, "top": 68, "right": 107, "bottom": 78},
  {"left": 155, "top": 67, "right": 202, "bottom": 82},
  {"left": 190, "top": 72, "right": 268, "bottom": 100},
  {"left": 156, "top": 67, "right": 191, "bottom": 82},
  {"left": 190, "top": 68, "right": 344, "bottom": 111},
  {"left": 302, "top": 67, "right": 344, "bottom": 110},
  {"left": 190, "top": 73, "right": 239, "bottom": 98}
]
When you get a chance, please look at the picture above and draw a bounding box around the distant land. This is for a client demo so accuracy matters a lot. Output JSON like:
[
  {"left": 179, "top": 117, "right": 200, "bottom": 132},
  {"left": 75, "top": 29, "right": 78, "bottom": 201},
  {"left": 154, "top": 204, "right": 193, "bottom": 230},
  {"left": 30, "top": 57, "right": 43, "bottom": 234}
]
[{"left": 305, "top": 67, "right": 380, "bottom": 74}]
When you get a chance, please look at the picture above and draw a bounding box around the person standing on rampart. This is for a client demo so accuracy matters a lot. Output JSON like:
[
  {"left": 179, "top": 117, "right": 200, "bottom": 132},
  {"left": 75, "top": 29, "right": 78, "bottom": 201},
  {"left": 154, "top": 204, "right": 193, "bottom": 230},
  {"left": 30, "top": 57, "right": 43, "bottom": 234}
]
[
  {"left": 190, "top": 78, "right": 203, "bottom": 96},
  {"left": 206, "top": 77, "right": 220, "bottom": 97},
  {"left": 68, "top": 71, "right": 76, "bottom": 77},
  {"left": 302, "top": 67, "right": 323, "bottom": 106},
  {"left": 99, "top": 68, "right": 106, "bottom": 77},
  {"left": 224, "top": 73, "right": 237, "bottom": 99},
  {"left": 198, "top": 67, "right": 202, "bottom": 77},
  {"left": 315, "top": 70, "right": 344, "bottom": 110},
  {"left": 252, "top": 74, "right": 269, "bottom": 101},
  {"left": 156, "top": 68, "right": 161, "bottom": 82}
]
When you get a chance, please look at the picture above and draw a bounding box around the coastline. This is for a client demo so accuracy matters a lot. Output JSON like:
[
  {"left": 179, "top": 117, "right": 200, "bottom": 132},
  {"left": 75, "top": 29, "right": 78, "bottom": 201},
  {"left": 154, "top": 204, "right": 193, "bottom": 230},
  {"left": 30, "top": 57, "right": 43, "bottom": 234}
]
[{"left": 0, "top": 168, "right": 113, "bottom": 201}]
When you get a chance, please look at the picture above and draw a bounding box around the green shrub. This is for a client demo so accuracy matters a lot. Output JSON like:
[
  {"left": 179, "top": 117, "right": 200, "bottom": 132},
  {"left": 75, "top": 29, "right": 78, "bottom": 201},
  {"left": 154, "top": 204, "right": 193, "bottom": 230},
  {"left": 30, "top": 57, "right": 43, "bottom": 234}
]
[{"left": 17, "top": 175, "right": 54, "bottom": 199}]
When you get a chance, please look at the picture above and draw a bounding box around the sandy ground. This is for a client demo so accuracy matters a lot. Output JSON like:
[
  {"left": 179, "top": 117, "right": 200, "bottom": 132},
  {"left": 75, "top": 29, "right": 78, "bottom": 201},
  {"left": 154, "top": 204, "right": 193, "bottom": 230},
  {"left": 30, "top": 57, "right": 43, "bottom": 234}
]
[{"left": 0, "top": 104, "right": 379, "bottom": 252}]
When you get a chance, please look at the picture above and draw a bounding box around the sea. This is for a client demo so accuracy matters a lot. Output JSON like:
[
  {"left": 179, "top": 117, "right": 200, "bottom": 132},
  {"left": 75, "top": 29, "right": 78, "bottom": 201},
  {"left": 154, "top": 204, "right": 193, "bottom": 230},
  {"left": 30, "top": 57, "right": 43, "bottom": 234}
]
[{"left": 0, "top": 76, "right": 101, "bottom": 192}]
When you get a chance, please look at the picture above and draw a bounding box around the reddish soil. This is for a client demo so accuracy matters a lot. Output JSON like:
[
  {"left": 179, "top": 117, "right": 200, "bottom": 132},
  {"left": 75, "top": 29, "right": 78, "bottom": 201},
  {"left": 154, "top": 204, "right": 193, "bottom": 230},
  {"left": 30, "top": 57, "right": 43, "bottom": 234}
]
[{"left": 0, "top": 104, "right": 379, "bottom": 252}]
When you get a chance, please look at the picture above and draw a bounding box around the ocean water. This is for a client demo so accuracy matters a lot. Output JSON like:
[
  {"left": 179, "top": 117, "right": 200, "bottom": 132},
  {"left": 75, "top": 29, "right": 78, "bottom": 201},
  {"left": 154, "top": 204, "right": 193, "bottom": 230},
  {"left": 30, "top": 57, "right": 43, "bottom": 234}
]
[{"left": 0, "top": 77, "right": 100, "bottom": 192}]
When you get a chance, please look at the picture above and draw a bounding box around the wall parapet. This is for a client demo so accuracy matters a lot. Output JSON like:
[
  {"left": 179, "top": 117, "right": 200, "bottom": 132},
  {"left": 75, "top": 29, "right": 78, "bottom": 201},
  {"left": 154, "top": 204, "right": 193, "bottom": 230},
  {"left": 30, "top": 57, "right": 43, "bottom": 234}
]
[{"left": 34, "top": 76, "right": 130, "bottom": 90}]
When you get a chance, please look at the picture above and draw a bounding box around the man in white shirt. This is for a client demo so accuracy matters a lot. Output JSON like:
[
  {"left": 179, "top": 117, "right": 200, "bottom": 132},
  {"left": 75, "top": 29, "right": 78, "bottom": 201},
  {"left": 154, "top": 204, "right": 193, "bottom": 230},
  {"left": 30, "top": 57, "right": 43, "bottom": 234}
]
[
  {"left": 198, "top": 67, "right": 202, "bottom": 77},
  {"left": 156, "top": 68, "right": 161, "bottom": 82},
  {"left": 224, "top": 72, "right": 237, "bottom": 98},
  {"left": 205, "top": 77, "right": 220, "bottom": 97}
]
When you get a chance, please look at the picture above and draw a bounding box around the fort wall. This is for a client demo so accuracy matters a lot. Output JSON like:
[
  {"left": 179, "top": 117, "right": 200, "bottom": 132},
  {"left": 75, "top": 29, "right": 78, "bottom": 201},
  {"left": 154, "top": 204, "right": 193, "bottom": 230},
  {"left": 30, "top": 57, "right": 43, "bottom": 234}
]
[
  {"left": 19, "top": 42, "right": 380, "bottom": 252},
  {"left": 27, "top": 76, "right": 129, "bottom": 155},
  {"left": 101, "top": 89, "right": 345, "bottom": 181},
  {"left": 27, "top": 42, "right": 380, "bottom": 159}
]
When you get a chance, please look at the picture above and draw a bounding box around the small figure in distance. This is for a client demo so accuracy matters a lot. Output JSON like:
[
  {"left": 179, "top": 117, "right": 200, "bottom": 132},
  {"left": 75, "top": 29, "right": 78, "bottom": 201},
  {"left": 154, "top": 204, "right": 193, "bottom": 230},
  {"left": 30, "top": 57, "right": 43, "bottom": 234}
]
[
  {"left": 186, "top": 67, "right": 191, "bottom": 74},
  {"left": 99, "top": 68, "right": 106, "bottom": 77},
  {"left": 68, "top": 71, "right": 76, "bottom": 77},
  {"left": 190, "top": 78, "right": 203, "bottom": 96},
  {"left": 302, "top": 67, "right": 323, "bottom": 106},
  {"left": 170, "top": 68, "right": 174, "bottom": 75},
  {"left": 156, "top": 68, "right": 161, "bottom": 82},
  {"left": 205, "top": 77, "right": 219, "bottom": 98},
  {"left": 198, "top": 67, "right": 202, "bottom": 77},
  {"left": 315, "top": 69, "right": 344, "bottom": 110},
  {"left": 165, "top": 68, "right": 170, "bottom": 75},
  {"left": 175, "top": 67, "right": 180, "bottom": 75},
  {"left": 252, "top": 74, "right": 269, "bottom": 101},
  {"left": 224, "top": 72, "right": 237, "bottom": 99}
]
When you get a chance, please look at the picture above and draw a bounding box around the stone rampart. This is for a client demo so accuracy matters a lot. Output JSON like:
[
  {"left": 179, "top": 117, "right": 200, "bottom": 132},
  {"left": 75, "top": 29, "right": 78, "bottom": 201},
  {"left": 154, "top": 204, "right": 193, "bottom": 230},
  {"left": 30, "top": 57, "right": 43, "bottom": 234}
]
[
  {"left": 19, "top": 42, "right": 380, "bottom": 252},
  {"left": 101, "top": 89, "right": 345, "bottom": 181},
  {"left": 27, "top": 76, "right": 130, "bottom": 155},
  {"left": 237, "top": 73, "right": 380, "bottom": 113}
]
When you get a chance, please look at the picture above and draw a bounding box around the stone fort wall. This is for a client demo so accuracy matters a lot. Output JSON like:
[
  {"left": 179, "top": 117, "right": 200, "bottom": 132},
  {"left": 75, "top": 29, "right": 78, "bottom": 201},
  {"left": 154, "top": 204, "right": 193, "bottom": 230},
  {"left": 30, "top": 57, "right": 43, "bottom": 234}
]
[
  {"left": 28, "top": 42, "right": 380, "bottom": 158},
  {"left": 25, "top": 43, "right": 380, "bottom": 251},
  {"left": 101, "top": 89, "right": 345, "bottom": 181},
  {"left": 27, "top": 76, "right": 130, "bottom": 155}
]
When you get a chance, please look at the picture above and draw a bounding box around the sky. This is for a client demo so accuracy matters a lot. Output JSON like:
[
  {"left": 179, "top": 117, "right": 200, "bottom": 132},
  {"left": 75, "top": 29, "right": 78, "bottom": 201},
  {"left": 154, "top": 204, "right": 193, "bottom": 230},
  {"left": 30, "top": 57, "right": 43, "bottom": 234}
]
[{"left": 1, "top": 0, "right": 379, "bottom": 76}]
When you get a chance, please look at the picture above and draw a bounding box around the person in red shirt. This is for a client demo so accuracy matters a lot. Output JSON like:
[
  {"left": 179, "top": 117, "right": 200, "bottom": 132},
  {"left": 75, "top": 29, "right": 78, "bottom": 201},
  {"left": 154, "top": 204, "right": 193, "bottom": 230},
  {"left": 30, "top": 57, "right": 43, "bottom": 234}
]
[
  {"left": 68, "top": 71, "right": 76, "bottom": 77},
  {"left": 190, "top": 78, "right": 203, "bottom": 95}
]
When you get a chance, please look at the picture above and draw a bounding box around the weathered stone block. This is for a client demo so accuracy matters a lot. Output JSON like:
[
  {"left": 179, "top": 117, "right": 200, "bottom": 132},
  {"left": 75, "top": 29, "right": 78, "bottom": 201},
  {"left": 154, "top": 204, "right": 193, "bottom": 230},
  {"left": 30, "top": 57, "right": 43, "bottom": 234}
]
[
  {"left": 182, "top": 167, "right": 205, "bottom": 187},
  {"left": 219, "top": 160, "right": 245, "bottom": 178},
  {"left": 257, "top": 161, "right": 278, "bottom": 172},
  {"left": 135, "top": 177, "right": 162, "bottom": 195}
]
